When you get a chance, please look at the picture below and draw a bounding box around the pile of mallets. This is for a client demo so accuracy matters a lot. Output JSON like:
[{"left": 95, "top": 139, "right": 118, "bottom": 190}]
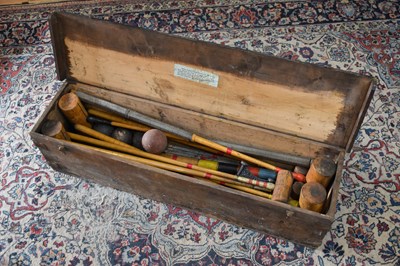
[{"left": 41, "top": 91, "right": 337, "bottom": 213}]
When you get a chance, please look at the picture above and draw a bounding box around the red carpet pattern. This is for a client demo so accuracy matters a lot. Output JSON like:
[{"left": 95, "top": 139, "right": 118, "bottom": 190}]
[{"left": 0, "top": 0, "right": 399, "bottom": 265}]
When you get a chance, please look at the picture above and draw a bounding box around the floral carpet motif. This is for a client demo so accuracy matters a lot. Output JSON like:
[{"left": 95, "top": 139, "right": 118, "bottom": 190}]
[{"left": 0, "top": 0, "right": 399, "bottom": 265}]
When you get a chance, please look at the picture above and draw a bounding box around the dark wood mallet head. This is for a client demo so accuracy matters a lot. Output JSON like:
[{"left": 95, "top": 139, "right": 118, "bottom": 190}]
[{"left": 111, "top": 127, "right": 133, "bottom": 145}]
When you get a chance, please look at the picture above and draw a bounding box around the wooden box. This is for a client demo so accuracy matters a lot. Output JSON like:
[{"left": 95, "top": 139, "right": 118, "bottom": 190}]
[{"left": 30, "top": 12, "right": 375, "bottom": 247}]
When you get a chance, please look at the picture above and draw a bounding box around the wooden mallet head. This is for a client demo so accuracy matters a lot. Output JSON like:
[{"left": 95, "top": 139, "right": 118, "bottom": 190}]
[
  {"left": 58, "top": 92, "right": 91, "bottom": 127},
  {"left": 306, "top": 157, "right": 336, "bottom": 188},
  {"left": 272, "top": 170, "right": 293, "bottom": 203},
  {"left": 299, "top": 182, "right": 327, "bottom": 213},
  {"left": 41, "top": 120, "right": 70, "bottom": 140}
]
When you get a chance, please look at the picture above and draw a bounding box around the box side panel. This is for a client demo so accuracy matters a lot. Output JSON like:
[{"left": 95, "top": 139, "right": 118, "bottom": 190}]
[
  {"left": 327, "top": 152, "right": 345, "bottom": 217},
  {"left": 30, "top": 82, "right": 69, "bottom": 134},
  {"left": 31, "top": 132, "right": 332, "bottom": 247},
  {"left": 345, "top": 81, "right": 376, "bottom": 152},
  {"left": 49, "top": 14, "right": 68, "bottom": 81}
]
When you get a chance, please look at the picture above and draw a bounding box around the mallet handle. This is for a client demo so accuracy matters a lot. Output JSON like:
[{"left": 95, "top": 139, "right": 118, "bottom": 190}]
[
  {"left": 192, "top": 134, "right": 277, "bottom": 171},
  {"left": 70, "top": 127, "right": 274, "bottom": 191},
  {"left": 70, "top": 140, "right": 268, "bottom": 191}
]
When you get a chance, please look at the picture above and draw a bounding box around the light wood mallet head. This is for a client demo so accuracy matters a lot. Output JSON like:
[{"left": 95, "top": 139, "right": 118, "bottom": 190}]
[{"left": 305, "top": 157, "right": 336, "bottom": 188}]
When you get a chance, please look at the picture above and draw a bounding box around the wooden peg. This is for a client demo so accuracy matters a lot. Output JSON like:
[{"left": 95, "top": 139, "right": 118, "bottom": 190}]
[
  {"left": 299, "top": 182, "right": 326, "bottom": 213},
  {"left": 41, "top": 120, "right": 70, "bottom": 140},
  {"left": 58, "top": 92, "right": 91, "bottom": 127},
  {"left": 272, "top": 170, "right": 293, "bottom": 203},
  {"left": 306, "top": 157, "right": 336, "bottom": 188}
]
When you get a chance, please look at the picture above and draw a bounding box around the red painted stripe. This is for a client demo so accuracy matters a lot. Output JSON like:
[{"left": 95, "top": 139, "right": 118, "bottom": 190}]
[
  {"left": 172, "top": 154, "right": 178, "bottom": 160},
  {"left": 187, "top": 164, "right": 193, "bottom": 169},
  {"left": 226, "top": 148, "right": 233, "bottom": 155},
  {"left": 275, "top": 167, "right": 282, "bottom": 172},
  {"left": 292, "top": 172, "right": 306, "bottom": 182},
  {"left": 205, "top": 173, "right": 212, "bottom": 179},
  {"left": 248, "top": 166, "right": 260, "bottom": 176}
]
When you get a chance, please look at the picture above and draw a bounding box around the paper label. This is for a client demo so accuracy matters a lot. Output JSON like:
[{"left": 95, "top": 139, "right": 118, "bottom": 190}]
[{"left": 174, "top": 64, "right": 219, "bottom": 88}]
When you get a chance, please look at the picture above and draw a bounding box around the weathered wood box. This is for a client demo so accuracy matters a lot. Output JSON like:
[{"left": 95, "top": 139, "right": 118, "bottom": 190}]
[{"left": 30, "top": 12, "right": 375, "bottom": 247}]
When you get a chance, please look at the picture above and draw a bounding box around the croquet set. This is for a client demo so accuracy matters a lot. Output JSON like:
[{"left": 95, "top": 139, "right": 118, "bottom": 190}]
[{"left": 30, "top": 13, "right": 375, "bottom": 247}]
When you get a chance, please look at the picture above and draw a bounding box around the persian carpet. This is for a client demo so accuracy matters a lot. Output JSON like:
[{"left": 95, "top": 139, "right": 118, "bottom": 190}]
[{"left": 0, "top": 0, "right": 399, "bottom": 265}]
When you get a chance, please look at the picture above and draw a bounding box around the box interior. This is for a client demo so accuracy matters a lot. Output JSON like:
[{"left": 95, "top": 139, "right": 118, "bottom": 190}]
[{"left": 34, "top": 82, "right": 344, "bottom": 217}]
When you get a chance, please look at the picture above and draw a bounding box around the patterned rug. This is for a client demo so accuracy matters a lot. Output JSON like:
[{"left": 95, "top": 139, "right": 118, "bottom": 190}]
[{"left": 1, "top": 0, "right": 399, "bottom": 265}]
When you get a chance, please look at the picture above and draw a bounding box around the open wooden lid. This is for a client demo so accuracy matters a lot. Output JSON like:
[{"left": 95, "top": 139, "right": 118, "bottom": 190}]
[{"left": 50, "top": 12, "right": 375, "bottom": 152}]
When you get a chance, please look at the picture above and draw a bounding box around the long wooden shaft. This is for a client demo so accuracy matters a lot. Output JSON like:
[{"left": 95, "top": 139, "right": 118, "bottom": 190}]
[
  {"left": 69, "top": 129, "right": 274, "bottom": 191},
  {"left": 111, "top": 121, "right": 150, "bottom": 132},
  {"left": 217, "top": 139, "right": 310, "bottom": 167},
  {"left": 192, "top": 134, "right": 278, "bottom": 171},
  {"left": 165, "top": 154, "right": 278, "bottom": 182},
  {"left": 223, "top": 183, "right": 272, "bottom": 199},
  {"left": 72, "top": 136, "right": 274, "bottom": 198},
  {"left": 170, "top": 138, "right": 227, "bottom": 156},
  {"left": 163, "top": 154, "right": 237, "bottom": 173},
  {"left": 88, "top": 108, "right": 145, "bottom": 127},
  {"left": 219, "top": 182, "right": 299, "bottom": 207}
]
